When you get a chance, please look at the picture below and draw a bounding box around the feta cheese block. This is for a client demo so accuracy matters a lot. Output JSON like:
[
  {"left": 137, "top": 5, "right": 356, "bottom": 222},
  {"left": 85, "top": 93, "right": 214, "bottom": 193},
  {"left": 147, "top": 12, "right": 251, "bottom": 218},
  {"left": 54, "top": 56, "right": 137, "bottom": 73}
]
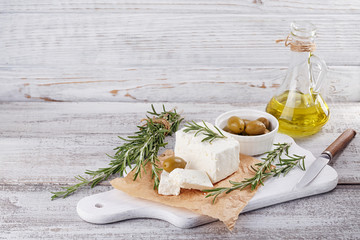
[
  {"left": 169, "top": 168, "right": 213, "bottom": 190},
  {"left": 158, "top": 171, "right": 180, "bottom": 196},
  {"left": 174, "top": 122, "right": 240, "bottom": 183}
]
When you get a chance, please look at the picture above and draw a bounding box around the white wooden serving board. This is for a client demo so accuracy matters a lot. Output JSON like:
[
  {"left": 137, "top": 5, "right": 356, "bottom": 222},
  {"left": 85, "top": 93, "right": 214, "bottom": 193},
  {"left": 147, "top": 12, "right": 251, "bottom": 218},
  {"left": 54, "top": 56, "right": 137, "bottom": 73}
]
[{"left": 77, "top": 133, "right": 338, "bottom": 228}]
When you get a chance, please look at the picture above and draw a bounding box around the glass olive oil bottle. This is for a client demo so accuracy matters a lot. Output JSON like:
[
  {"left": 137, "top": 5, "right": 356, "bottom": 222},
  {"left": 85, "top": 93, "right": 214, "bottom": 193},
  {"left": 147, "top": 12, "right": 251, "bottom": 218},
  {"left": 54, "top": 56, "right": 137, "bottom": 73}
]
[
  {"left": 266, "top": 90, "right": 329, "bottom": 137},
  {"left": 266, "top": 22, "right": 329, "bottom": 137}
]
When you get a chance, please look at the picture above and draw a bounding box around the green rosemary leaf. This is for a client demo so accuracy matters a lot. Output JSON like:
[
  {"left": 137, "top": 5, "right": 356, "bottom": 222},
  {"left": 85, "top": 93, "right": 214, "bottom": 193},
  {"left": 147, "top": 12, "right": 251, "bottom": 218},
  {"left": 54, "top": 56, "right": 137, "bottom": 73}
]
[
  {"left": 183, "top": 120, "right": 226, "bottom": 143},
  {"left": 203, "top": 142, "right": 306, "bottom": 203},
  {"left": 51, "top": 105, "right": 183, "bottom": 200}
]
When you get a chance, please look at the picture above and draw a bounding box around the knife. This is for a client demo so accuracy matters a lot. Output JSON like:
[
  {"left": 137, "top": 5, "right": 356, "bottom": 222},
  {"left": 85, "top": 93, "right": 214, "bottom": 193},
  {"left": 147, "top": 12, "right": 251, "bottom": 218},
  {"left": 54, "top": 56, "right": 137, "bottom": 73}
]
[{"left": 296, "top": 129, "right": 356, "bottom": 188}]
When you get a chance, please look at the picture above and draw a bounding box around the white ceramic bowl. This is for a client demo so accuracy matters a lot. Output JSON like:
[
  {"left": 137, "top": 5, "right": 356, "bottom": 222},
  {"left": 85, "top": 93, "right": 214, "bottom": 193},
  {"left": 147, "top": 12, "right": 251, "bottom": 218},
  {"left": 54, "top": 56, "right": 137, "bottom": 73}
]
[{"left": 215, "top": 109, "right": 279, "bottom": 156}]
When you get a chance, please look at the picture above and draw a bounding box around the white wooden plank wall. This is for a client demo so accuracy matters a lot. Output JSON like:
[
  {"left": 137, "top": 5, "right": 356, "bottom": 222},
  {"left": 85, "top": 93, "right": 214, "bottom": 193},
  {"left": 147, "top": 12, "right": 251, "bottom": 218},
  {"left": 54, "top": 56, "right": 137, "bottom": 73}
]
[{"left": 0, "top": 0, "right": 359, "bottom": 102}]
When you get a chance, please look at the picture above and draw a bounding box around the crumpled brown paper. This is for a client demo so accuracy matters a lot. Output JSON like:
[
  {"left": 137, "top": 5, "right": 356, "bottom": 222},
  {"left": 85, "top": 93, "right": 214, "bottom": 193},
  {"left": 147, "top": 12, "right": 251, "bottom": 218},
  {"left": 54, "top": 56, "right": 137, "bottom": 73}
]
[{"left": 110, "top": 150, "right": 261, "bottom": 230}]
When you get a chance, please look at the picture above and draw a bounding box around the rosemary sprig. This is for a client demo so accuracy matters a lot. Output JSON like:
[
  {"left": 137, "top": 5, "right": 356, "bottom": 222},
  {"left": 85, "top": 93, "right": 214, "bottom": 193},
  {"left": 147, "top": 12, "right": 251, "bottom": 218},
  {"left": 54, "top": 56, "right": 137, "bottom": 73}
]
[
  {"left": 272, "top": 153, "right": 306, "bottom": 176},
  {"left": 51, "top": 105, "right": 183, "bottom": 200},
  {"left": 183, "top": 120, "right": 226, "bottom": 143},
  {"left": 203, "top": 143, "right": 306, "bottom": 203}
]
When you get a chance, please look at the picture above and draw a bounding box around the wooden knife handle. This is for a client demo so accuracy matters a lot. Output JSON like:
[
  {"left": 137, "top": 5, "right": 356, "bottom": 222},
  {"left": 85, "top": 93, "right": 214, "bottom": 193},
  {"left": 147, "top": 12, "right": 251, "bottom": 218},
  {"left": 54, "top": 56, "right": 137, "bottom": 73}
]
[{"left": 323, "top": 129, "right": 356, "bottom": 159}]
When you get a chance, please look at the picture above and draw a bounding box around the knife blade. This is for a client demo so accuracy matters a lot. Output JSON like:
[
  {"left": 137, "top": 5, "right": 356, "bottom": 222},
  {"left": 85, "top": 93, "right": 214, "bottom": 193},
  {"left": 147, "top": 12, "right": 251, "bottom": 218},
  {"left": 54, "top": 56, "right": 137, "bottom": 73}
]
[
  {"left": 296, "top": 129, "right": 356, "bottom": 188},
  {"left": 296, "top": 154, "right": 330, "bottom": 188}
]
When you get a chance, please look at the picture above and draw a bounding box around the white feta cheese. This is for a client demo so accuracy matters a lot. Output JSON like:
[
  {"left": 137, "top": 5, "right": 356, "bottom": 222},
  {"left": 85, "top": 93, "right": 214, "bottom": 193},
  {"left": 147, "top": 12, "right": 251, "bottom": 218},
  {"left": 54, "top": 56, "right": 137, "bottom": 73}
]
[
  {"left": 158, "top": 171, "right": 180, "bottom": 196},
  {"left": 169, "top": 168, "right": 213, "bottom": 190},
  {"left": 174, "top": 122, "right": 240, "bottom": 183}
]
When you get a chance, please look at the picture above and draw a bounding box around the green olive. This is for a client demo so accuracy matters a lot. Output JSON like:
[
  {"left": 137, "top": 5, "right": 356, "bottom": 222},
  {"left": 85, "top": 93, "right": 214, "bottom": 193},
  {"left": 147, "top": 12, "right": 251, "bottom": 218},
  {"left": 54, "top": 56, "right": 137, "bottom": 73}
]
[
  {"left": 162, "top": 156, "right": 187, "bottom": 173},
  {"left": 245, "top": 120, "right": 266, "bottom": 135},
  {"left": 243, "top": 119, "right": 250, "bottom": 126},
  {"left": 223, "top": 126, "right": 232, "bottom": 133},
  {"left": 227, "top": 116, "right": 245, "bottom": 134},
  {"left": 257, "top": 117, "right": 270, "bottom": 129}
]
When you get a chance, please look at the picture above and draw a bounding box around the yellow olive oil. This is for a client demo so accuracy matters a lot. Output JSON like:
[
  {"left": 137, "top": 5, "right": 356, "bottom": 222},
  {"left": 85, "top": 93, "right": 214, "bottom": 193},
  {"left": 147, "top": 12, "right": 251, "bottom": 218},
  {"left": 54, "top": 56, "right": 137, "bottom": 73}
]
[{"left": 266, "top": 90, "right": 329, "bottom": 137}]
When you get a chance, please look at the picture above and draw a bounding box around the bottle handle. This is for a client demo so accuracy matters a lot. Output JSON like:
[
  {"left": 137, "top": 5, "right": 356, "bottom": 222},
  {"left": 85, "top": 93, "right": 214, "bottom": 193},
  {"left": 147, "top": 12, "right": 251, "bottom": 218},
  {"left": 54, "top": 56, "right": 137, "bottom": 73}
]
[{"left": 309, "top": 54, "right": 328, "bottom": 93}]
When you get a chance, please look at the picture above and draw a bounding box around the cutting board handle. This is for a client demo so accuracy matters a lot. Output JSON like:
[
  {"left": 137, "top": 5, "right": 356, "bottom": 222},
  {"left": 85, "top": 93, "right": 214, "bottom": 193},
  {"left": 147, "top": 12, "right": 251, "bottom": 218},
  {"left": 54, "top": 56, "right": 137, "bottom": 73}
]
[
  {"left": 323, "top": 129, "right": 356, "bottom": 160},
  {"left": 76, "top": 189, "right": 215, "bottom": 228}
]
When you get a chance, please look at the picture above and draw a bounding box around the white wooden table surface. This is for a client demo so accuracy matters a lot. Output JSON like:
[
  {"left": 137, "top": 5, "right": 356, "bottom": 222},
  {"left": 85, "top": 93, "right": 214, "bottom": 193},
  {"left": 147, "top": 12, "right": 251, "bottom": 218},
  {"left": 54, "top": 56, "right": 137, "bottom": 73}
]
[{"left": 1, "top": 1, "right": 360, "bottom": 239}]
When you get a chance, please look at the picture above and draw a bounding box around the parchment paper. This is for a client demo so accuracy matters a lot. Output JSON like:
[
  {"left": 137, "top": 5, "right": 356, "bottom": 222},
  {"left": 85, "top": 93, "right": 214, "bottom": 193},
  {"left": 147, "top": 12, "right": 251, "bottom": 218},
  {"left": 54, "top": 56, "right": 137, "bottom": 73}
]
[{"left": 110, "top": 150, "right": 261, "bottom": 230}]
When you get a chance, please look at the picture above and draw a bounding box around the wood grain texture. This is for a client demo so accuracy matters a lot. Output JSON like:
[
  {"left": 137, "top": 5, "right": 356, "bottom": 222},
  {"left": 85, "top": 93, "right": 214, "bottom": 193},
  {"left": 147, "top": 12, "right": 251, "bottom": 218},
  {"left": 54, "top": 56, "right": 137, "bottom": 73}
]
[
  {"left": 1, "top": 184, "right": 359, "bottom": 239},
  {"left": 1, "top": 1, "right": 360, "bottom": 238},
  {"left": 0, "top": 102, "right": 359, "bottom": 185},
  {"left": 0, "top": 66, "right": 359, "bottom": 102},
  {"left": 0, "top": 102, "right": 359, "bottom": 239},
  {"left": 1, "top": 13, "right": 359, "bottom": 66},
  {"left": 1, "top": 1, "right": 360, "bottom": 102},
  {"left": 2, "top": 0, "right": 360, "bottom": 14}
]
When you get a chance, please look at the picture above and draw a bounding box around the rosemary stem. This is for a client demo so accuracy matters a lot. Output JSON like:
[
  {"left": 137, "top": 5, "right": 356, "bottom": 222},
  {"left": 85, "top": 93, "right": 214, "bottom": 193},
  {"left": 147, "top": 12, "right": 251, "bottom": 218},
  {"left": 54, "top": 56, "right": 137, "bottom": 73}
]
[
  {"left": 51, "top": 105, "right": 183, "bottom": 200},
  {"left": 203, "top": 143, "right": 306, "bottom": 203}
]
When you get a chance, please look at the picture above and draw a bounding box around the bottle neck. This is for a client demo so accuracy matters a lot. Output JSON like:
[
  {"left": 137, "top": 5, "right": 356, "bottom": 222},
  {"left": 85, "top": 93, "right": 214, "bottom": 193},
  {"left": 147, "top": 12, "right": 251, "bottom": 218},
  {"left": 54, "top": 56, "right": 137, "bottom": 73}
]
[
  {"left": 288, "top": 51, "right": 311, "bottom": 68},
  {"left": 277, "top": 50, "right": 313, "bottom": 97}
]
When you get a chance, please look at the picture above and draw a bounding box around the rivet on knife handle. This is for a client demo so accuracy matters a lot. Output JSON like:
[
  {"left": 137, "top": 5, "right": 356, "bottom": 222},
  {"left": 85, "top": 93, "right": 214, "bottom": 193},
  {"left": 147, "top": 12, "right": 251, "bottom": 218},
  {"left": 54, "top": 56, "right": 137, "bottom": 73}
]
[{"left": 323, "top": 129, "right": 356, "bottom": 161}]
